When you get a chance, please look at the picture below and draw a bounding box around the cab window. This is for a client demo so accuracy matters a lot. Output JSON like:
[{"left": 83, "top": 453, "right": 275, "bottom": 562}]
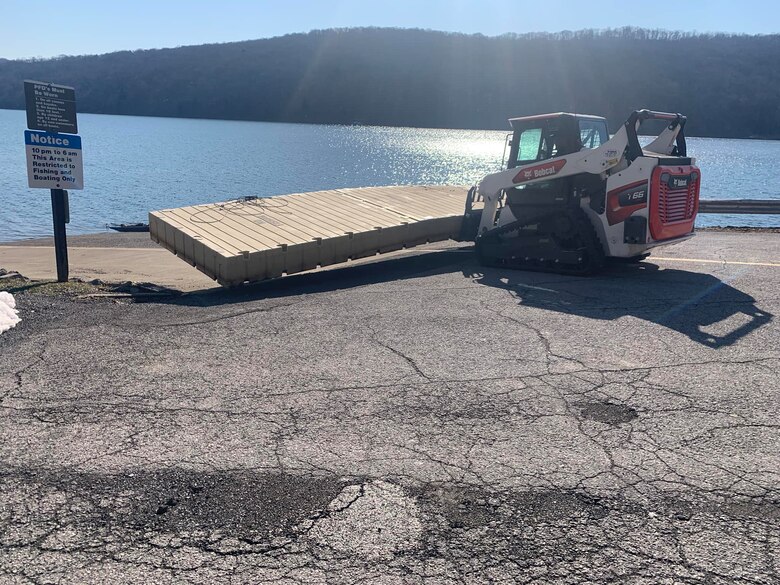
[
  {"left": 579, "top": 120, "right": 608, "bottom": 149},
  {"left": 516, "top": 128, "right": 543, "bottom": 163}
]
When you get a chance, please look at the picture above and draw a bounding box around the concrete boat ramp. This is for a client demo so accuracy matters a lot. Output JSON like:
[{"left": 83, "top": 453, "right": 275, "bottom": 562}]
[{"left": 150, "top": 185, "right": 476, "bottom": 286}]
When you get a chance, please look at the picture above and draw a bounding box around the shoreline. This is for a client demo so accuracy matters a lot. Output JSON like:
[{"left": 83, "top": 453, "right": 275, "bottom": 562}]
[
  {"left": 3, "top": 224, "right": 780, "bottom": 250},
  {"left": 0, "top": 231, "right": 157, "bottom": 249},
  {"left": 0, "top": 231, "right": 465, "bottom": 292},
  {"left": 1, "top": 229, "right": 779, "bottom": 295}
]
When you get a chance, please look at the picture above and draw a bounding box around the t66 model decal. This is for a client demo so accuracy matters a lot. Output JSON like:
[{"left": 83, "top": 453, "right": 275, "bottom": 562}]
[{"left": 607, "top": 180, "right": 648, "bottom": 226}]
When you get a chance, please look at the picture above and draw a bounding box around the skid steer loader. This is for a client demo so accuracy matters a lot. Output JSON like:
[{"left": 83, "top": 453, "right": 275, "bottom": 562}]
[{"left": 461, "top": 109, "right": 701, "bottom": 274}]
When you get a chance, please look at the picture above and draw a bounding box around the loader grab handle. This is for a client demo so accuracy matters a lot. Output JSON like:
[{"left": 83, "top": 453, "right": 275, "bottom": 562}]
[{"left": 624, "top": 109, "right": 687, "bottom": 161}]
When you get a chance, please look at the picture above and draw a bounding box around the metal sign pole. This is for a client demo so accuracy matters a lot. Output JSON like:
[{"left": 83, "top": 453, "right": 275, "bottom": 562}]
[{"left": 50, "top": 188, "right": 69, "bottom": 282}]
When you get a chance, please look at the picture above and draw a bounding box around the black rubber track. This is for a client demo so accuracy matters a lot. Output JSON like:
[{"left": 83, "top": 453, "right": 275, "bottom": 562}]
[{"left": 474, "top": 207, "right": 606, "bottom": 275}]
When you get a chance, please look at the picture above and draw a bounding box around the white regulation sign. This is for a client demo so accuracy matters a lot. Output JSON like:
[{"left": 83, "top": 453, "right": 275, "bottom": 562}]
[{"left": 24, "top": 130, "right": 83, "bottom": 190}]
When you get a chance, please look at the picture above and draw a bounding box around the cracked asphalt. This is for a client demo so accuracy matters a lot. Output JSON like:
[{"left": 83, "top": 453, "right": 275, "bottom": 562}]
[{"left": 1, "top": 231, "right": 779, "bottom": 584}]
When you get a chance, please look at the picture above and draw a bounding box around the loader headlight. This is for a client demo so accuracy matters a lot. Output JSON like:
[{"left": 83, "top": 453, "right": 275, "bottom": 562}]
[
  {"left": 691, "top": 172, "right": 699, "bottom": 181},
  {"left": 660, "top": 173, "right": 670, "bottom": 183}
]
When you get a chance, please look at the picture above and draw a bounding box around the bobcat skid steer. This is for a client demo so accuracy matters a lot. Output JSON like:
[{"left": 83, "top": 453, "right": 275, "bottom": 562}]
[{"left": 461, "top": 110, "right": 701, "bottom": 274}]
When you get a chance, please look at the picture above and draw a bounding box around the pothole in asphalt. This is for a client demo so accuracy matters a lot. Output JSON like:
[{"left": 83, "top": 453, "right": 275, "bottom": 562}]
[
  {"left": 578, "top": 401, "right": 638, "bottom": 424},
  {"left": 306, "top": 480, "right": 423, "bottom": 560}
]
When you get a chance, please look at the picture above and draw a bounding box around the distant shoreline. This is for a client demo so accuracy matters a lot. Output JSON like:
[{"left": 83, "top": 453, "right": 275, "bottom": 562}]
[
  {"left": 1, "top": 108, "right": 778, "bottom": 141},
  {"left": 3, "top": 29, "right": 779, "bottom": 139}
]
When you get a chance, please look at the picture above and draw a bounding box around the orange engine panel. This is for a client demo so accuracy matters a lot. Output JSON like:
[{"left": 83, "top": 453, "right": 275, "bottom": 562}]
[{"left": 649, "top": 165, "right": 700, "bottom": 241}]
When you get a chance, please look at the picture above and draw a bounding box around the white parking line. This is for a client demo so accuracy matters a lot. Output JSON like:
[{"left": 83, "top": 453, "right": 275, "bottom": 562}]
[{"left": 653, "top": 257, "right": 780, "bottom": 268}]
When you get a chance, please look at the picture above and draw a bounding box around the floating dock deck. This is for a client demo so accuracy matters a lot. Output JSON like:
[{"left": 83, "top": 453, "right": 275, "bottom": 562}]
[{"left": 149, "top": 185, "right": 475, "bottom": 286}]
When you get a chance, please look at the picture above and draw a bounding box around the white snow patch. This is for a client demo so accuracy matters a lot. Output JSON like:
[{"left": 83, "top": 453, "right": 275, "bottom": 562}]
[{"left": 0, "top": 292, "right": 21, "bottom": 335}]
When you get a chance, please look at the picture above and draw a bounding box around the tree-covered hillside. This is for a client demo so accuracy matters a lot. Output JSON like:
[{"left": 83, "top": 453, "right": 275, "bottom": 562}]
[{"left": 1, "top": 27, "right": 779, "bottom": 138}]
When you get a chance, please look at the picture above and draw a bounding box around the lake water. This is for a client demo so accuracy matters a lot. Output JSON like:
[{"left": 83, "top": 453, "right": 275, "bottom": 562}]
[{"left": 1, "top": 108, "right": 779, "bottom": 241}]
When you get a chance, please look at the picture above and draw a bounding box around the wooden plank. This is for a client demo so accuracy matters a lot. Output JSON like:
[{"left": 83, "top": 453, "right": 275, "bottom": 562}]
[
  {"left": 166, "top": 208, "right": 260, "bottom": 254},
  {"left": 309, "top": 191, "right": 411, "bottom": 228},
  {"left": 269, "top": 197, "right": 376, "bottom": 237},
  {"left": 188, "top": 201, "right": 319, "bottom": 247},
  {"left": 149, "top": 185, "right": 476, "bottom": 286},
  {"left": 283, "top": 191, "right": 389, "bottom": 229},
  {"left": 345, "top": 187, "right": 446, "bottom": 220},
  {"left": 157, "top": 206, "right": 250, "bottom": 255},
  {"left": 366, "top": 189, "right": 464, "bottom": 219},
  {"left": 185, "top": 202, "right": 319, "bottom": 249}
]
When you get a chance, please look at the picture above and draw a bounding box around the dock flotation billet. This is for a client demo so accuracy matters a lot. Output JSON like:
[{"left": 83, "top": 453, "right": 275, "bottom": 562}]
[{"left": 149, "top": 185, "right": 474, "bottom": 286}]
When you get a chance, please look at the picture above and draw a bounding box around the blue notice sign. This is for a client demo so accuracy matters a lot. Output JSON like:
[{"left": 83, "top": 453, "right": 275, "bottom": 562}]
[
  {"left": 24, "top": 130, "right": 82, "bottom": 149},
  {"left": 24, "top": 130, "right": 84, "bottom": 190}
]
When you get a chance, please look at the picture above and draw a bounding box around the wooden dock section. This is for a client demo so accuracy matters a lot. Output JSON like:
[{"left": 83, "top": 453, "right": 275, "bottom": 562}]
[{"left": 149, "top": 185, "right": 475, "bottom": 286}]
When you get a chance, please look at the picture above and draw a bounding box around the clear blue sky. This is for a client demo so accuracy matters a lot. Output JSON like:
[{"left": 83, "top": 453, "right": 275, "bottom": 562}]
[{"left": 2, "top": 0, "right": 778, "bottom": 59}]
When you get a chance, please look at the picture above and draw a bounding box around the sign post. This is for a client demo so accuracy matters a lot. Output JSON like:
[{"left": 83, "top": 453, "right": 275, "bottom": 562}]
[
  {"left": 50, "top": 189, "right": 69, "bottom": 282},
  {"left": 23, "top": 80, "right": 83, "bottom": 282}
]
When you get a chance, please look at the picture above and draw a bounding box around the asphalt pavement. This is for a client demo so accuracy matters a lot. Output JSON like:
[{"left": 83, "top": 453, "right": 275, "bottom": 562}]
[{"left": 0, "top": 231, "right": 778, "bottom": 583}]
